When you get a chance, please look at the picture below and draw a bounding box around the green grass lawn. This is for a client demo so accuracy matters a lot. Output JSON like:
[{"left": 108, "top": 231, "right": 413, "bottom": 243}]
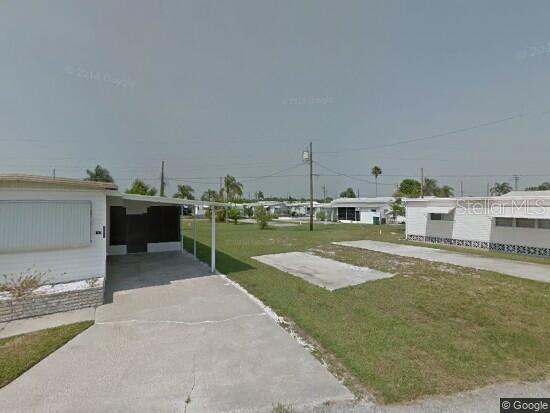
[
  {"left": 0, "top": 321, "right": 93, "bottom": 388},
  {"left": 183, "top": 220, "right": 550, "bottom": 403}
]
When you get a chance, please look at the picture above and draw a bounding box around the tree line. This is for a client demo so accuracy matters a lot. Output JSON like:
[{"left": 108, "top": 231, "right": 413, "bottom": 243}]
[{"left": 84, "top": 165, "right": 245, "bottom": 202}]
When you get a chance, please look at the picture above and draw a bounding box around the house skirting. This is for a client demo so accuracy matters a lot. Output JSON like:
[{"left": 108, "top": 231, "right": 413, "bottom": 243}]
[
  {"left": 0, "top": 283, "right": 104, "bottom": 323},
  {"left": 407, "top": 234, "right": 550, "bottom": 257}
]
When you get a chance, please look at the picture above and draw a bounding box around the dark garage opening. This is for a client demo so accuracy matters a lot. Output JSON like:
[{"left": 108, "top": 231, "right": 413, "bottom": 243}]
[{"left": 110, "top": 205, "right": 181, "bottom": 253}]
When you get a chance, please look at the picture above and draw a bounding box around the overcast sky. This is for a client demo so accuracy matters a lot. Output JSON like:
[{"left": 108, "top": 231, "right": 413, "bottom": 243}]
[{"left": 2, "top": 0, "right": 550, "bottom": 198}]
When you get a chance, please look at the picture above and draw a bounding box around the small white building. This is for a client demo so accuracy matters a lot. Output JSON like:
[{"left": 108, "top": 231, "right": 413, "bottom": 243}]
[
  {"left": 405, "top": 191, "right": 550, "bottom": 257},
  {"left": 330, "top": 197, "right": 394, "bottom": 224}
]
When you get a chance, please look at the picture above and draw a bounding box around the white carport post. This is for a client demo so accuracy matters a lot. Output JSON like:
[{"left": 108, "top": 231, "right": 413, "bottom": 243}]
[
  {"left": 193, "top": 206, "right": 197, "bottom": 258},
  {"left": 211, "top": 206, "right": 216, "bottom": 272}
]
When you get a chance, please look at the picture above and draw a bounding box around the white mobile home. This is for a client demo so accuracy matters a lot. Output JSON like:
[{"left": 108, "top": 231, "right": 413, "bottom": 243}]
[
  {"left": 330, "top": 197, "right": 394, "bottom": 224},
  {"left": 405, "top": 191, "right": 550, "bottom": 257},
  {"left": 0, "top": 174, "right": 226, "bottom": 322}
]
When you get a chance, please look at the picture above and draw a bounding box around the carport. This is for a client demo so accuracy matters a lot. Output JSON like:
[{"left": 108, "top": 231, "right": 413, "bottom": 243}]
[{"left": 106, "top": 192, "right": 227, "bottom": 272}]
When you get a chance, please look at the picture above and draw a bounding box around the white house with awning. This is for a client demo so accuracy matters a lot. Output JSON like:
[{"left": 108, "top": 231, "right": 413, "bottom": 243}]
[
  {"left": 330, "top": 197, "right": 394, "bottom": 224},
  {"left": 405, "top": 191, "right": 550, "bottom": 257},
  {"left": 0, "top": 174, "right": 227, "bottom": 322}
]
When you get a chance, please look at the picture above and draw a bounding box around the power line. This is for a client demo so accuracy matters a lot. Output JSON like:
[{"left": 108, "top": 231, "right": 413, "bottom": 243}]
[
  {"left": 313, "top": 161, "right": 399, "bottom": 186},
  {"left": 316, "top": 110, "right": 547, "bottom": 154}
]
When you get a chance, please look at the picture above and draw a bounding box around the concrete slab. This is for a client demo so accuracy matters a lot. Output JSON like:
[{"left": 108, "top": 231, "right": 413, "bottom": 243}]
[
  {"left": 334, "top": 240, "right": 550, "bottom": 283},
  {"left": 0, "top": 252, "right": 352, "bottom": 413},
  {"left": 252, "top": 252, "right": 394, "bottom": 291},
  {"left": 0, "top": 307, "right": 95, "bottom": 339}
]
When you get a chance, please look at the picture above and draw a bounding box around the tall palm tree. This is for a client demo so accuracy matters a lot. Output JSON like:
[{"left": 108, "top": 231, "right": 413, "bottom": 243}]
[
  {"left": 371, "top": 165, "right": 382, "bottom": 197},
  {"left": 126, "top": 179, "right": 157, "bottom": 196},
  {"left": 85, "top": 165, "right": 114, "bottom": 182},
  {"left": 173, "top": 184, "right": 195, "bottom": 200},
  {"left": 221, "top": 175, "right": 244, "bottom": 202},
  {"left": 490, "top": 182, "right": 512, "bottom": 196}
]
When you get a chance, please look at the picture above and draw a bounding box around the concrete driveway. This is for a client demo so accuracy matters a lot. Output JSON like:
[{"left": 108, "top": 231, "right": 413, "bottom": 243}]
[
  {"left": 0, "top": 252, "right": 352, "bottom": 413},
  {"left": 334, "top": 240, "right": 550, "bottom": 283}
]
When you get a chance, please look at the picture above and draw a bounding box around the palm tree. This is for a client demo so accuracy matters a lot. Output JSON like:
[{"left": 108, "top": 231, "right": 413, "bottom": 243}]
[
  {"left": 371, "top": 165, "right": 382, "bottom": 197},
  {"left": 173, "top": 184, "right": 195, "bottom": 200},
  {"left": 85, "top": 165, "right": 114, "bottom": 182},
  {"left": 126, "top": 179, "right": 157, "bottom": 196},
  {"left": 221, "top": 175, "right": 244, "bottom": 202},
  {"left": 423, "top": 178, "right": 439, "bottom": 196},
  {"left": 438, "top": 185, "right": 454, "bottom": 197},
  {"left": 201, "top": 189, "right": 219, "bottom": 202},
  {"left": 490, "top": 182, "right": 512, "bottom": 196}
]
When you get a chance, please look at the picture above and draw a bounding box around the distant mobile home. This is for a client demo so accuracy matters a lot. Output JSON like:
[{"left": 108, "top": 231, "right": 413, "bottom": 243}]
[
  {"left": 330, "top": 197, "right": 395, "bottom": 224},
  {"left": 405, "top": 191, "right": 550, "bottom": 257}
]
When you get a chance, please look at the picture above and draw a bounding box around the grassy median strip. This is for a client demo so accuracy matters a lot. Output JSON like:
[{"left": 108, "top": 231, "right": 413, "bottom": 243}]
[
  {"left": 183, "top": 221, "right": 550, "bottom": 403},
  {"left": 0, "top": 320, "right": 93, "bottom": 388}
]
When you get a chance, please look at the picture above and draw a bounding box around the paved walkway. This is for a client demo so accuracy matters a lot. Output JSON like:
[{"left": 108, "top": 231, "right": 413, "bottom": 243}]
[
  {"left": 0, "top": 307, "right": 95, "bottom": 339},
  {"left": 253, "top": 252, "right": 394, "bottom": 291},
  {"left": 334, "top": 240, "right": 550, "bottom": 283},
  {"left": 0, "top": 252, "right": 352, "bottom": 413}
]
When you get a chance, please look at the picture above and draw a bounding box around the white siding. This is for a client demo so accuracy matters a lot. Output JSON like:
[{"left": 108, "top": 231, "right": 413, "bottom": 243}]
[
  {"left": 0, "top": 201, "right": 91, "bottom": 252},
  {"left": 147, "top": 241, "right": 181, "bottom": 253},
  {"left": 405, "top": 205, "right": 428, "bottom": 236},
  {"left": 407, "top": 198, "right": 550, "bottom": 249},
  {"left": 490, "top": 224, "right": 550, "bottom": 248},
  {"left": 0, "top": 189, "right": 107, "bottom": 284},
  {"left": 359, "top": 209, "right": 378, "bottom": 224},
  {"left": 452, "top": 212, "right": 492, "bottom": 241}
]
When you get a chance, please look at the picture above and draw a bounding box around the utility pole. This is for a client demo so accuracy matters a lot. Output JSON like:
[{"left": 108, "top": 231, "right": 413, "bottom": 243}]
[
  {"left": 160, "top": 161, "right": 165, "bottom": 197},
  {"left": 512, "top": 175, "right": 520, "bottom": 191},
  {"left": 309, "top": 141, "right": 313, "bottom": 231},
  {"left": 357, "top": 188, "right": 360, "bottom": 198},
  {"left": 460, "top": 181, "right": 464, "bottom": 197},
  {"left": 219, "top": 177, "right": 223, "bottom": 200},
  {"left": 420, "top": 168, "right": 424, "bottom": 198},
  {"left": 322, "top": 184, "right": 327, "bottom": 203},
  {"left": 486, "top": 182, "right": 490, "bottom": 196},
  {"left": 52, "top": 168, "right": 56, "bottom": 178}
]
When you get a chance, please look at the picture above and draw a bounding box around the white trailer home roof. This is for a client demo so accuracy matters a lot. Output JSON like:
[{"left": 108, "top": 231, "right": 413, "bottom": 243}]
[
  {"left": 0, "top": 174, "right": 118, "bottom": 190},
  {"left": 330, "top": 197, "right": 394, "bottom": 207},
  {"left": 108, "top": 191, "right": 228, "bottom": 207}
]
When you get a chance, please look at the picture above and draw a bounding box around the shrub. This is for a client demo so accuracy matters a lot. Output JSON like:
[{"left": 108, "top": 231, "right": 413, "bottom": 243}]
[
  {"left": 316, "top": 210, "right": 326, "bottom": 221},
  {"left": 0, "top": 266, "right": 49, "bottom": 298},
  {"left": 205, "top": 207, "right": 227, "bottom": 222},
  {"left": 254, "top": 206, "right": 272, "bottom": 229},
  {"left": 228, "top": 208, "right": 240, "bottom": 224}
]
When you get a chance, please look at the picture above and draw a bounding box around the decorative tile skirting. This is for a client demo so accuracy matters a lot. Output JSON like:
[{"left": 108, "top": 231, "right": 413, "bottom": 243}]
[
  {"left": 406, "top": 234, "right": 550, "bottom": 257},
  {"left": 0, "top": 283, "right": 104, "bottom": 323}
]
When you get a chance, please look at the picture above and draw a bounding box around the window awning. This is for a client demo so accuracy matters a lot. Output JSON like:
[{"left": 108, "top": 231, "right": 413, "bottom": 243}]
[{"left": 425, "top": 206, "right": 455, "bottom": 214}]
